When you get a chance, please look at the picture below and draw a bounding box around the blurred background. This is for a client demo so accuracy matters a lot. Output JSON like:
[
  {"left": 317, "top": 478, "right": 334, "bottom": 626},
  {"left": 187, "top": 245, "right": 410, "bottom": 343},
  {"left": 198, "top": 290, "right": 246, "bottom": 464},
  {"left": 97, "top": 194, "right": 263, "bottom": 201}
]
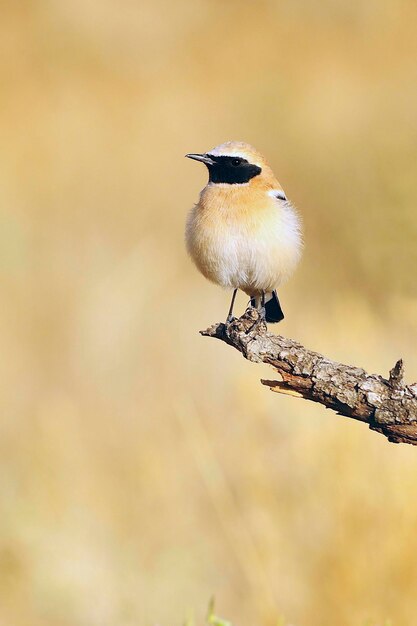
[{"left": 1, "top": 1, "right": 417, "bottom": 625}]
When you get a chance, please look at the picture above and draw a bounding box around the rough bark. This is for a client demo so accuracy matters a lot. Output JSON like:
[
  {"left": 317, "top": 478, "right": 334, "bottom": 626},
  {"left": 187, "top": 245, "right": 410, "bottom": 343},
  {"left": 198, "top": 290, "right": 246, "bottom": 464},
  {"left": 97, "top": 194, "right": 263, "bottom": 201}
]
[{"left": 201, "top": 308, "right": 417, "bottom": 446}]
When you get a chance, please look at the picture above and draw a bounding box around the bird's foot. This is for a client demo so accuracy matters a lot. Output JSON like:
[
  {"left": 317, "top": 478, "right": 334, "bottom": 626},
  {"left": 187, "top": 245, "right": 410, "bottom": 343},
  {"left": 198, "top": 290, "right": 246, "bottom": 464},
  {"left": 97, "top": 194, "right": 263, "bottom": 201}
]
[
  {"left": 246, "top": 299, "right": 266, "bottom": 321},
  {"left": 237, "top": 306, "right": 267, "bottom": 334}
]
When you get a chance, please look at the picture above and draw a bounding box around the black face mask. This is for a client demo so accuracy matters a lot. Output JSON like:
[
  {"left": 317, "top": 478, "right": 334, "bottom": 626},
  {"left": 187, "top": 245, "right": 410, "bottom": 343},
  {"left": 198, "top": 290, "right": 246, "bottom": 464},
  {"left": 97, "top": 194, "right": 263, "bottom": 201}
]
[{"left": 207, "top": 155, "right": 262, "bottom": 184}]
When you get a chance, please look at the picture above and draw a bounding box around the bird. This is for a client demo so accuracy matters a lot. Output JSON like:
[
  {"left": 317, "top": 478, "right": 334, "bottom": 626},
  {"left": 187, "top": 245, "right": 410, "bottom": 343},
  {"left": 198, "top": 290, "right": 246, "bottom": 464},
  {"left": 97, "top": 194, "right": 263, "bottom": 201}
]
[{"left": 185, "top": 141, "right": 302, "bottom": 323}]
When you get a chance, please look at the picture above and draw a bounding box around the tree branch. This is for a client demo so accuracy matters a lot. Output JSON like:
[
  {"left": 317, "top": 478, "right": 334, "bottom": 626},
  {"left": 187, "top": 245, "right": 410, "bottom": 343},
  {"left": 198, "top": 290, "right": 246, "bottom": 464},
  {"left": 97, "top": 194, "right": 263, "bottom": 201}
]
[{"left": 201, "top": 308, "right": 417, "bottom": 446}]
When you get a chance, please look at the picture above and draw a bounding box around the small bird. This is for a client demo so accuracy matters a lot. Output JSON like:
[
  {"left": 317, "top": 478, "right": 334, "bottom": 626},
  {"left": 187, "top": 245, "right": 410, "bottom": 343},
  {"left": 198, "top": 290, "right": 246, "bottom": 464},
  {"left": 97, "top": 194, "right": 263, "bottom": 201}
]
[{"left": 185, "top": 141, "right": 302, "bottom": 323}]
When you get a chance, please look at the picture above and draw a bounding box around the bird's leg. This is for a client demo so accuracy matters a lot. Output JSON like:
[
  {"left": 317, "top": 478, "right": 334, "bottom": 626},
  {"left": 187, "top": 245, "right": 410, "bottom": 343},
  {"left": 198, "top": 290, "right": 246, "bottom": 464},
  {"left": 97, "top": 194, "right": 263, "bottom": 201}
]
[
  {"left": 226, "top": 289, "right": 238, "bottom": 323},
  {"left": 260, "top": 291, "right": 266, "bottom": 320}
]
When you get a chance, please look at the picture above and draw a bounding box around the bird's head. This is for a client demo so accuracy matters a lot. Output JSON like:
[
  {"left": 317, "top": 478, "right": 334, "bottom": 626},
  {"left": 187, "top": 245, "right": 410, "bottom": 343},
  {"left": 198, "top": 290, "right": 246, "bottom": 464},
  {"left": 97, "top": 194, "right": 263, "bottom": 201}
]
[{"left": 186, "top": 141, "right": 271, "bottom": 185}]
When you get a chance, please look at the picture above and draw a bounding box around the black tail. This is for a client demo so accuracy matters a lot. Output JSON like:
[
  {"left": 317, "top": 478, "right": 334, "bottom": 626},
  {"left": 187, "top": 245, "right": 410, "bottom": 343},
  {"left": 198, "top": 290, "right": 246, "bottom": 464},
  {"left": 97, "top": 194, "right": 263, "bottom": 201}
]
[{"left": 251, "top": 291, "right": 284, "bottom": 323}]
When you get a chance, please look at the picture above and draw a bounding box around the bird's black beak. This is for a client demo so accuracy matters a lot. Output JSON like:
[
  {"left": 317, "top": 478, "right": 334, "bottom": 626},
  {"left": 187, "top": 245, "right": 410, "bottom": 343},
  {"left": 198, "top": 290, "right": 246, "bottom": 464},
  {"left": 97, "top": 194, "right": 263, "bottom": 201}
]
[{"left": 185, "top": 153, "right": 215, "bottom": 166}]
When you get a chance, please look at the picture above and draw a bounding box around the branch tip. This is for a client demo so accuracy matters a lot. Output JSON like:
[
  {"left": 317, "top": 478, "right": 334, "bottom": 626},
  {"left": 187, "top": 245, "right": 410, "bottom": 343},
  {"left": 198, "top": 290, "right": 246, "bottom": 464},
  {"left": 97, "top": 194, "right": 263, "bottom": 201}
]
[{"left": 389, "top": 359, "right": 404, "bottom": 388}]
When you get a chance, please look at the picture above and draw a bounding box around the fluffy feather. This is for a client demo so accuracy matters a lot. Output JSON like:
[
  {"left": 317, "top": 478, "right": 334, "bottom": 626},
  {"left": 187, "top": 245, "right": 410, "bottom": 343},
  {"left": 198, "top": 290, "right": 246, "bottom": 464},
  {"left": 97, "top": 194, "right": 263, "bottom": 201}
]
[{"left": 186, "top": 142, "right": 302, "bottom": 297}]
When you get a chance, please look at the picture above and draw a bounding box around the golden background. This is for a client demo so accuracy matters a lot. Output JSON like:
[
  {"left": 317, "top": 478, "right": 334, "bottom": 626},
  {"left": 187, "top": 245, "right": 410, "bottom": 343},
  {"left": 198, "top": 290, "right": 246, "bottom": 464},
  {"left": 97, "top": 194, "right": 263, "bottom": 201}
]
[{"left": 1, "top": 1, "right": 417, "bottom": 625}]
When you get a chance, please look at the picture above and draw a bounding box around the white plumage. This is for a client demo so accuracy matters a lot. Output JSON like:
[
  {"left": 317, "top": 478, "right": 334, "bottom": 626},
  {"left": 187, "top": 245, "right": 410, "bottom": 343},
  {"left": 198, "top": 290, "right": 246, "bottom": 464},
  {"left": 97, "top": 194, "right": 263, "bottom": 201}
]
[{"left": 186, "top": 189, "right": 301, "bottom": 296}]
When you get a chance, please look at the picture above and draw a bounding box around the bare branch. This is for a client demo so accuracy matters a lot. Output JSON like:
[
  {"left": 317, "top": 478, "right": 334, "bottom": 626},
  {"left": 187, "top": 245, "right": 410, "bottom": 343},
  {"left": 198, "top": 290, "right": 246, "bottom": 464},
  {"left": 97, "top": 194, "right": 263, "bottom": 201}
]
[{"left": 201, "top": 308, "right": 417, "bottom": 446}]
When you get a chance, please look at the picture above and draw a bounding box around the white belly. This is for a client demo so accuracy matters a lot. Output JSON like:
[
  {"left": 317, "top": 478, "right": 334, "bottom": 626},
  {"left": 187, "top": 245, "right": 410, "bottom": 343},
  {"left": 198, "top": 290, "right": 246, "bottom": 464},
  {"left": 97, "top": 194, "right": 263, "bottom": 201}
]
[{"left": 186, "top": 200, "right": 302, "bottom": 295}]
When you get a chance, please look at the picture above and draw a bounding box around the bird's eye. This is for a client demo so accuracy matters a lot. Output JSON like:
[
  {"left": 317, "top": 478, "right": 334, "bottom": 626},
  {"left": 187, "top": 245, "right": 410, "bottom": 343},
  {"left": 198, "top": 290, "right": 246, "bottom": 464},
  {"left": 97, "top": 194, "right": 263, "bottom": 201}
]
[{"left": 231, "top": 158, "right": 241, "bottom": 166}]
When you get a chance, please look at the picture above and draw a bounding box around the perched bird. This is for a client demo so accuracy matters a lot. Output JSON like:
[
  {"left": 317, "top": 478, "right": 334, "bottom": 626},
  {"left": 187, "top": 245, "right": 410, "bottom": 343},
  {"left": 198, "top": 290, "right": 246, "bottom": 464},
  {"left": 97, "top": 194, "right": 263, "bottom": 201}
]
[{"left": 185, "top": 141, "right": 302, "bottom": 323}]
